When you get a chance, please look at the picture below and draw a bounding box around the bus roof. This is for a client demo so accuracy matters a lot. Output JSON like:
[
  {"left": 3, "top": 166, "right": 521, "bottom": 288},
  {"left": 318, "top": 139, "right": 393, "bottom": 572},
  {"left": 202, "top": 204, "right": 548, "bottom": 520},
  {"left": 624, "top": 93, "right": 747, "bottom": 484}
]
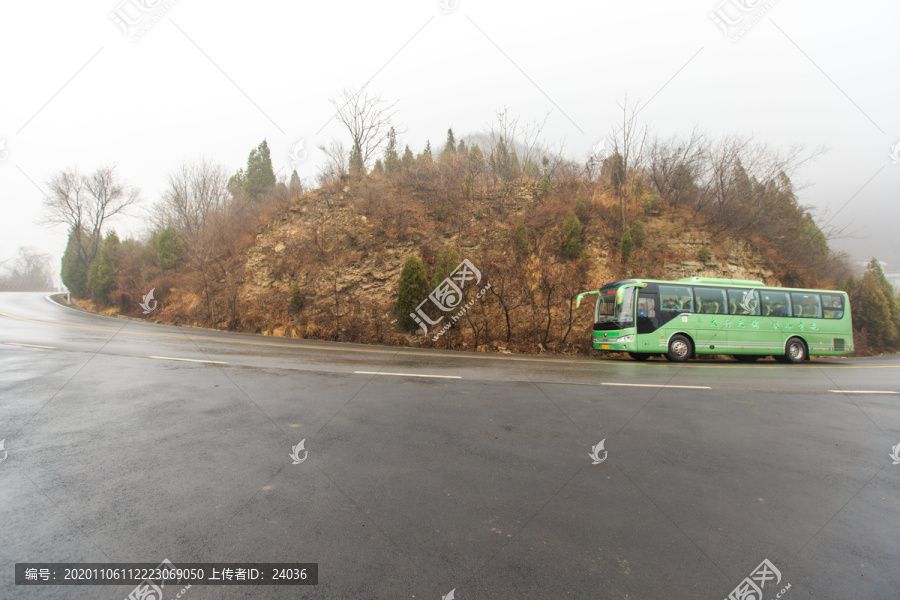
[
  {"left": 599, "top": 279, "right": 637, "bottom": 291},
  {"left": 676, "top": 276, "right": 764, "bottom": 286},
  {"left": 598, "top": 277, "right": 847, "bottom": 295}
]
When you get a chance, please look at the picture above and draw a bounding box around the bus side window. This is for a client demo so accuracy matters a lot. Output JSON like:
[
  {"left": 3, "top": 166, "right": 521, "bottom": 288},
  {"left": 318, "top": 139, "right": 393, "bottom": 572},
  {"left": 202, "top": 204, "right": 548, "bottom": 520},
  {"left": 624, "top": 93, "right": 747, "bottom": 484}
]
[
  {"left": 760, "top": 291, "right": 790, "bottom": 317},
  {"left": 791, "top": 293, "right": 821, "bottom": 318},
  {"left": 694, "top": 287, "right": 726, "bottom": 314},
  {"left": 638, "top": 296, "right": 657, "bottom": 318},
  {"left": 729, "top": 289, "right": 760, "bottom": 316},
  {"left": 659, "top": 284, "right": 693, "bottom": 313},
  {"left": 821, "top": 293, "right": 844, "bottom": 319}
]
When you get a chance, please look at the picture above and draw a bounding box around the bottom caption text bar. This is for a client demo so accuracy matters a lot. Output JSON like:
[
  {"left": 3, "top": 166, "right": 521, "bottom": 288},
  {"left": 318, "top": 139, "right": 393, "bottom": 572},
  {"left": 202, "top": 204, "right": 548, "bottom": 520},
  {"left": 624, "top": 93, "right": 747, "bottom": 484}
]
[{"left": 15, "top": 563, "right": 318, "bottom": 585}]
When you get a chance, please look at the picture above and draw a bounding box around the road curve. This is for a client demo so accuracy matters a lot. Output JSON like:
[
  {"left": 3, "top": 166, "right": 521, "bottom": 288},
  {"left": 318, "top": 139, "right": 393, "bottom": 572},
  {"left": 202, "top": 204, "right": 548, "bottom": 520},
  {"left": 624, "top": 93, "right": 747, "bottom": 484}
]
[{"left": 1, "top": 292, "right": 898, "bottom": 599}]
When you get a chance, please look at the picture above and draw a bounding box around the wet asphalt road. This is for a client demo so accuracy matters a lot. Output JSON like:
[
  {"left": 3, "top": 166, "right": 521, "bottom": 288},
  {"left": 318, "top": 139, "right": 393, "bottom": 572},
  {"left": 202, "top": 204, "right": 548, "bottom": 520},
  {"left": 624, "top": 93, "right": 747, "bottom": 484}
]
[{"left": 0, "top": 291, "right": 898, "bottom": 599}]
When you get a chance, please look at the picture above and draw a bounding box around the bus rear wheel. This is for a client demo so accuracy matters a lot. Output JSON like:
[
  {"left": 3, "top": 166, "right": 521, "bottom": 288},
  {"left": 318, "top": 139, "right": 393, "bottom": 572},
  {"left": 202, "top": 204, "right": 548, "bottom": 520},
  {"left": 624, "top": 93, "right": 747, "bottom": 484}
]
[
  {"left": 666, "top": 334, "right": 693, "bottom": 363},
  {"left": 628, "top": 352, "right": 651, "bottom": 361},
  {"left": 782, "top": 337, "right": 807, "bottom": 364}
]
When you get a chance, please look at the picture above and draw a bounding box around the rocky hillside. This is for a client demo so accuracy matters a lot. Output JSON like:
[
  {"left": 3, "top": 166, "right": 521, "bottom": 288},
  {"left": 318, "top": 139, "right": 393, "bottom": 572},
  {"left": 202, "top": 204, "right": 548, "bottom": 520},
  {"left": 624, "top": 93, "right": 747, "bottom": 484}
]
[
  {"left": 165, "top": 178, "right": 779, "bottom": 354},
  {"left": 55, "top": 135, "right": 864, "bottom": 355}
]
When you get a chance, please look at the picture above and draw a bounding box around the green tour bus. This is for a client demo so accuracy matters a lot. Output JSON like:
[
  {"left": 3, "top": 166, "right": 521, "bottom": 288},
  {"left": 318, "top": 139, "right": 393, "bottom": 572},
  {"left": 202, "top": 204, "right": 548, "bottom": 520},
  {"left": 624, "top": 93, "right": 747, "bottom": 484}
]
[{"left": 576, "top": 277, "right": 853, "bottom": 363}]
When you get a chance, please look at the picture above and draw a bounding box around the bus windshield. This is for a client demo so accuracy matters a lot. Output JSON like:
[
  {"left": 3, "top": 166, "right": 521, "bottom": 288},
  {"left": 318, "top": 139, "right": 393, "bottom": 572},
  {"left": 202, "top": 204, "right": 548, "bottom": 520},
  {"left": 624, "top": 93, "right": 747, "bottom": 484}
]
[{"left": 595, "top": 287, "right": 635, "bottom": 329}]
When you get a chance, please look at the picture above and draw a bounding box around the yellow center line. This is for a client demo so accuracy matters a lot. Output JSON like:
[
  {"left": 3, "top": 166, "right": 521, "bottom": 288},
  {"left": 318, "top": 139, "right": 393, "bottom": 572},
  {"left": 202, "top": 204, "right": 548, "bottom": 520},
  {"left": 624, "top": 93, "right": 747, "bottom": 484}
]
[
  {"left": 1, "top": 309, "right": 897, "bottom": 370},
  {"left": 6, "top": 342, "right": 56, "bottom": 349},
  {"left": 602, "top": 382, "right": 712, "bottom": 390}
]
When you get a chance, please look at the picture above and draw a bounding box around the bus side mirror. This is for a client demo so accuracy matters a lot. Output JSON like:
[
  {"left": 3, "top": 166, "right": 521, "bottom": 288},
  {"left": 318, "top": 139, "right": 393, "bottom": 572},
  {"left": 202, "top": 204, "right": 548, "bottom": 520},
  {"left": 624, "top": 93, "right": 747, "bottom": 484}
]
[{"left": 575, "top": 291, "right": 599, "bottom": 309}]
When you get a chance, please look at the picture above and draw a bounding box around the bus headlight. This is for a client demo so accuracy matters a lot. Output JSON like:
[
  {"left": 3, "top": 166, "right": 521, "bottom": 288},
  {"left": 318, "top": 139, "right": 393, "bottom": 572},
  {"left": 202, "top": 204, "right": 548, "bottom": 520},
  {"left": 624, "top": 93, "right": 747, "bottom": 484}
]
[{"left": 615, "top": 335, "right": 634, "bottom": 343}]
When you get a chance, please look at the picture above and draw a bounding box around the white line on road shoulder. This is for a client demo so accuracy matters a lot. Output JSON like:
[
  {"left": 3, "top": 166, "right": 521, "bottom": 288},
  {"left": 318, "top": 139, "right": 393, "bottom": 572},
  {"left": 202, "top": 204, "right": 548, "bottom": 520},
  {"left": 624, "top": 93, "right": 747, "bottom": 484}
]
[
  {"left": 828, "top": 390, "right": 898, "bottom": 395},
  {"left": 354, "top": 370, "right": 461, "bottom": 379},
  {"left": 601, "top": 382, "right": 712, "bottom": 390},
  {"left": 6, "top": 342, "right": 56, "bottom": 349},
  {"left": 149, "top": 356, "right": 228, "bottom": 365}
]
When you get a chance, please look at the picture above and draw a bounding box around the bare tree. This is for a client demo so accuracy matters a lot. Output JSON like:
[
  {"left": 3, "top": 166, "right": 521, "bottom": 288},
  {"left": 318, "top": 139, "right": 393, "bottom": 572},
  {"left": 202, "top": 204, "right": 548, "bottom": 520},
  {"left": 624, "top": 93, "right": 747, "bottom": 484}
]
[
  {"left": 517, "top": 113, "right": 551, "bottom": 175},
  {"left": 43, "top": 165, "right": 140, "bottom": 264},
  {"left": 608, "top": 95, "right": 649, "bottom": 227},
  {"left": 0, "top": 247, "right": 52, "bottom": 288},
  {"left": 153, "top": 158, "right": 230, "bottom": 244},
  {"left": 484, "top": 254, "right": 525, "bottom": 343},
  {"left": 317, "top": 139, "right": 349, "bottom": 185},
  {"left": 487, "top": 108, "right": 521, "bottom": 184},
  {"left": 646, "top": 127, "right": 708, "bottom": 206},
  {"left": 328, "top": 88, "right": 398, "bottom": 170},
  {"left": 698, "top": 134, "right": 819, "bottom": 229},
  {"left": 542, "top": 144, "right": 579, "bottom": 187}
]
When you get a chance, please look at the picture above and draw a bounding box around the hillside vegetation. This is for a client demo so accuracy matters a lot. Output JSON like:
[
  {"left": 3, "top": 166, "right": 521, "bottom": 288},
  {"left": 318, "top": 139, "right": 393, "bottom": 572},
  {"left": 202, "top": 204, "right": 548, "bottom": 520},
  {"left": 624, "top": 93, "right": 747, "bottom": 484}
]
[{"left": 47, "top": 103, "right": 898, "bottom": 355}]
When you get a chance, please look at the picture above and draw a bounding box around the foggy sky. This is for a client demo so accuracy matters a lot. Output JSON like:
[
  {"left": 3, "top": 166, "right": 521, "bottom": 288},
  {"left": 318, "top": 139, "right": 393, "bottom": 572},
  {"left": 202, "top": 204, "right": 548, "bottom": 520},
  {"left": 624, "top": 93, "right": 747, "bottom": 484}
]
[{"left": 1, "top": 0, "right": 898, "bottom": 281}]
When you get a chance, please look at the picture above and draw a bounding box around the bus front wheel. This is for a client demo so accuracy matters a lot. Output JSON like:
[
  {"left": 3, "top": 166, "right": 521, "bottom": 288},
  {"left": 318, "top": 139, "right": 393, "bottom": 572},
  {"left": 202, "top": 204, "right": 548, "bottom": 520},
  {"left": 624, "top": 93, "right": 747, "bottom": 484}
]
[
  {"left": 783, "top": 337, "right": 807, "bottom": 364},
  {"left": 666, "top": 334, "right": 693, "bottom": 362}
]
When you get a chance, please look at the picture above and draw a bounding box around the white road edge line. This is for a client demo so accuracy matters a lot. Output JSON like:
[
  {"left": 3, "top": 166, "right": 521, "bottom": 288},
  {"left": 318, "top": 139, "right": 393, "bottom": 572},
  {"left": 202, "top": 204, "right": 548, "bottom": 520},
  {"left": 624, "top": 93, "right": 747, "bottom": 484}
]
[
  {"left": 354, "top": 370, "right": 461, "bottom": 380},
  {"left": 601, "top": 382, "right": 712, "bottom": 390},
  {"left": 6, "top": 342, "right": 56, "bottom": 349},
  {"left": 828, "top": 390, "right": 898, "bottom": 395},
  {"left": 149, "top": 356, "right": 228, "bottom": 365}
]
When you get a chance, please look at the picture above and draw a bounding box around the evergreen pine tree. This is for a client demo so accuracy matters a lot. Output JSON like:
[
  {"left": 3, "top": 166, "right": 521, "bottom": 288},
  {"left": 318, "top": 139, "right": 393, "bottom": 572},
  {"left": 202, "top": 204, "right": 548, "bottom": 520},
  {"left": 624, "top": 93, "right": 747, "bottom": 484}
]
[
  {"left": 60, "top": 227, "right": 91, "bottom": 299},
  {"left": 491, "top": 138, "right": 519, "bottom": 181},
  {"left": 396, "top": 255, "right": 431, "bottom": 331},
  {"left": 513, "top": 223, "right": 529, "bottom": 256},
  {"left": 87, "top": 231, "right": 120, "bottom": 304},
  {"left": 384, "top": 127, "right": 400, "bottom": 175},
  {"left": 289, "top": 170, "right": 302, "bottom": 192},
  {"left": 431, "top": 248, "right": 461, "bottom": 289},
  {"left": 855, "top": 258, "right": 900, "bottom": 350},
  {"left": 620, "top": 227, "right": 634, "bottom": 263},
  {"left": 154, "top": 227, "right": 182, "bottom": 271},
  {"left": 443, "top": 128, "right": 456, "bottom": 156},
  {"left": 468, "top": 144, "right": 485, "bottom": 173},
  {"left": 401, "top": 145, "right": 414, "bottom": 171},
  {"left": 227, "top": 168, "right": 245, "bottom": 197},
  {"left": 561, "top": 213, "right": 582, "bottom": 259},
  {"left": 349, "top": 143, "right": 364, "bottom": 177},
  {"left": 243, "top": 140, "right": 277, "bottom": 198}
]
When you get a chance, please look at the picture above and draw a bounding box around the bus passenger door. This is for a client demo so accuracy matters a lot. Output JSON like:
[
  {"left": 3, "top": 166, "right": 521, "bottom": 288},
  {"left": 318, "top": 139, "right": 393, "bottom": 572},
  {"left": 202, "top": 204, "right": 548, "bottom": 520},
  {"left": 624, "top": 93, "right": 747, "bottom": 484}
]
[{"left": 636, "top": 290, "right": 660, "bottom": 352}]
